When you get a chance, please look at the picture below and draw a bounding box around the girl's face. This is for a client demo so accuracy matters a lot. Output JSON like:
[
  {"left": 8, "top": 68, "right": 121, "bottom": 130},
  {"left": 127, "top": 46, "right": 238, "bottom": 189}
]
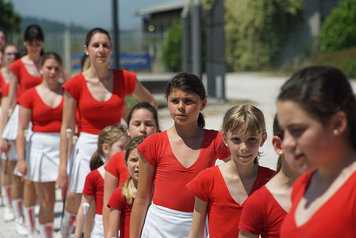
[
  {"left": 84, "top": 33, "right": 112, "bottom": 66},
  {"left": 224, "top": 127, "right": 266, "bottom": 167},
  {"left": 167, "top": 88, "right": 206, "bottom": 127},
  {"left": 41, "top": 58, "right": 62, "bottom": 83},
  {"left": 108, "top": 135, "right": 130, "bottom": 158},
  {"left": 25, "top": 40, "right": 43, "bottom": 57},
  {"left": 127, "top": 108, "right": 158, "bottom": 138},
  {"left": 277, "top": 100, "right": 335, "bottom": 174},
  {"left": 126, "top": 148, "right": 140, "bottom": 182},
  {"left": 3, "top": 46, "right": 18, "bottom": 66}
]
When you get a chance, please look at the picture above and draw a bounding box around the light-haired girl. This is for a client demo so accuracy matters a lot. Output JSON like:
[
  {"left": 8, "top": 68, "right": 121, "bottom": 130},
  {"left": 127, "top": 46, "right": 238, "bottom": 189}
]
[
  {"left": 106, "top": 136, "right": 144, "bottom": 238},
  {"left": 130, "top": 72, "right": 230, "bottom": 238},
  {"left": 187, "top": 104, "right": 275, "bottom": 237},
  {"left": 74, "top": 124, "right": 130, "bottom": 238}
]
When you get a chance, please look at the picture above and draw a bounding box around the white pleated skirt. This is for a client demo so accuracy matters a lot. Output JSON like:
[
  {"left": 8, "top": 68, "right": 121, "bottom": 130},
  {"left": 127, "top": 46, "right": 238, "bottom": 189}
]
[
  {"left": 26, "top": 132, "right": 60, "bottom": 182},
  {"left": 90, "top": 214, "right": 104, "bottom": 238},
  {"left": 141, "top": 203, "right": 194, "bottom": 238},
  {"left": 68, "top": 132, "right": 98, "bottom": 193},
  {"left": 2, "top": 105, "right": 19, "bottom": 140}
]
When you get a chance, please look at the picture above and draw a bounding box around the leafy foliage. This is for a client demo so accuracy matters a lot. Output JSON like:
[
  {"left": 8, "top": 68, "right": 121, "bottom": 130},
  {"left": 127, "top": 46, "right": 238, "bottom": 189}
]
[
  {"left": 319, "top": 0, "right": 356, "bottom": 53},
  {"left": 225, "top": 0, "right": 304, "bottom": 71},
  {"left": 162, "top": 21, "right": 182, "bottom": 72},
  {"left": 0, "top": 0, "right": 21, "bottom": 32}
]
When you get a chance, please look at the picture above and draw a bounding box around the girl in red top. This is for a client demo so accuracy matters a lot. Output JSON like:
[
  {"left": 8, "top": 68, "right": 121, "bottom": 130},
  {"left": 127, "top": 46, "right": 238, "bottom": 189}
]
[
  {"left": 187, "top": 104, "right": 275, "bottom": 238},
  {"left": 57, "top": 27, "right": 156, "bottom": 238},
  {"left": 107, "top": 136, "right": 144, "bottom": 238},
  {"left": 130, "top": 72, "right": 230, "bottom": 238},
  {"left": 102, "top": 102, "right": 159, "bottom": 235},
  {"left": 16, "top": 52, "right": 64, "bottom": 238},
  {"left": 238, "top": 115, "right": 301, "bottom": 238},
  {"left": 74, "top": 124, "right": 130, "bottom": 238},
  {"left": 277, "top": 66, "right": 356, "bottom": 237}
]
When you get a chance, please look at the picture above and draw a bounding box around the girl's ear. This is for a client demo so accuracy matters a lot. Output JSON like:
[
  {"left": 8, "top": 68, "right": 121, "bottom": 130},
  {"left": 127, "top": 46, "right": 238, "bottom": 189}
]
[
  {"left": 200, "top": 98, "right": 207, "bottom": 111},
  {"left": 260, "top": 132, "right": 267, "bottom": 147},
  {"left": 222, "top": 132, "right": 228, "bottom": 147},
  {"left": 83, "top": 44, "right": 89, "bottom": 56},
  {"left": 102, "top": 143, "right": 110, "bottom": 157},
  {"left": 272, "top": 135, "right": 284, "bottom": 156},
  {"left": 331, "top": 111, "right": 348, "bottom": 136}
]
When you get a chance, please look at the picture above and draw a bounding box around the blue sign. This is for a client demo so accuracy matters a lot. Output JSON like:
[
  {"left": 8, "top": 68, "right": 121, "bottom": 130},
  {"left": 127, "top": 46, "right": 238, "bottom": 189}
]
[{"left": 71, "top": 53, "right": 151, "bottom": 71}]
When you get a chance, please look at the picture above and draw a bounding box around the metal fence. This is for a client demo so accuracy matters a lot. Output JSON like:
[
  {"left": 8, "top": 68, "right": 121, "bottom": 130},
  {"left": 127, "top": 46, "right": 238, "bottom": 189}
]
[{"left": 6, "top": 30, "right": 166, "bottom": 74}]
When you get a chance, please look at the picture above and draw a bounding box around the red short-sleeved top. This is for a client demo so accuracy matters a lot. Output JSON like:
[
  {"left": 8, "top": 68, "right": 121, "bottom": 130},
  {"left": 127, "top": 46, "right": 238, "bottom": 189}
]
[
  {"left": 18, "top": 87, "right": 63, "bottom": 132},
  {"left": 9, "top": 59, "right": 42, "bottom": 97},
  {"left": 82, "top": 169, "right": 104, "bottom": 215},
  {"left": 137, "top": 129, "right": 230, "bottom": 212},
  {"left": 0, "top": 83, "right": 19, "bottom": 98},
  {"left": 239, "top": 185, "right": 287, "bottom": 238},
  {"left": 62, "top": 69, "right": 136, "bottom": 134},
  {"left": 0, "top": 72, "right": 6, "bottom": 104},
  {"left": 186, "top": 166, "right": 274, "bottom": 237},
  {"left": 104, "top": 151, "right": 130, "bottom": 185},
  {"left": 280, "top": 171, "right": 356, "bottom": 238},
  {"left": 107, "top": 187, "right": 132, "bottom": 238}
]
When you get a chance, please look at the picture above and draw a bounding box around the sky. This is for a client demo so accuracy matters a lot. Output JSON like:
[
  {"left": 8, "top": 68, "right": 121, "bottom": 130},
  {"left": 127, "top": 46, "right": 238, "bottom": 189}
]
[{"left": 7, "top": 0, "right": 169, "bottom": 30}]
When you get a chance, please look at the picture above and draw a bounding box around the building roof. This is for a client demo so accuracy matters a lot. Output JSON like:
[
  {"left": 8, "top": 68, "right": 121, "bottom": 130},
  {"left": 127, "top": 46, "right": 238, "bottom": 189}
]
[{"left": 135, "top": 0, "right": 189, "bottom": 16}]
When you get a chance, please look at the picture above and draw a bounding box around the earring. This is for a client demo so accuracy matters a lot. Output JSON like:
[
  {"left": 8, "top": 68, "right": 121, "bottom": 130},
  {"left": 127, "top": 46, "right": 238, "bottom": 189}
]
[{"left": 333, "top": 129, "right": 338, "bottom": 135}]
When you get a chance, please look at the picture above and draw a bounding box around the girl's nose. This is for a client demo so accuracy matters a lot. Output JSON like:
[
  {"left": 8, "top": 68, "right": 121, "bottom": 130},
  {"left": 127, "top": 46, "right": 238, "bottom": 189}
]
[{"left": 281, "top": 131, "right": 296, "bottom": 153}]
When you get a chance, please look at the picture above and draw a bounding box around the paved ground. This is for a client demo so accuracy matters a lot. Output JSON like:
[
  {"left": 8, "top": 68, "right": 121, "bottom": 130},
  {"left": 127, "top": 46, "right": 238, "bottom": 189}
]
[{"left": 0, "top": 72, "right": 354, "bottom": 237}]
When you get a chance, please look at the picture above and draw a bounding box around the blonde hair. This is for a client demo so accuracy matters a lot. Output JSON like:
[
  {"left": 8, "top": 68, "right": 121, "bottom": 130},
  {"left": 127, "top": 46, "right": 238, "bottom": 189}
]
[
  {"left": 222, "top": 104, "right": 266, "bottom": 164},
  {"left": 90, "top": 124, "right": 128, "bottom": 170},
  {"left": 121, "top": 136, "right": 145, "bottom": 205}
]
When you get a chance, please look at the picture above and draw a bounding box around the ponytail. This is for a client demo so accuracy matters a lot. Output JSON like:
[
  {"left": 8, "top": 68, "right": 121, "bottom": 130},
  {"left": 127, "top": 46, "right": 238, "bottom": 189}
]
[
  {"left": 121, "top": 177, "right": 135, "bottom": 205},
  {"left": 89, "top": 150, "right": 104, "bottom": 171},
  {"left": 197, "top": 112, "right": 205, "bottom": 128}
]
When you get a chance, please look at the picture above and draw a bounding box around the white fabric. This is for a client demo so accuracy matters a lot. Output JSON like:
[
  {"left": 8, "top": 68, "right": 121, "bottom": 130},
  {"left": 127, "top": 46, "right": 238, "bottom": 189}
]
[
  {"left": 90, "top": 214, "right": 104, "bottom": 238},
  {"left": 68, "top": 132, "right": 98, "bottom": 193},
  {"left": 1, "top": 140, "right": 17, "bottom": 161},
  {"left": 2, "top": 105, "right": 19, "bottom": 140},
  {"left": 141, "top": 203, "right": 193, "bottom": 238},
  {"left": 26, "top": 132, "right": 60, "bottom": 182}
]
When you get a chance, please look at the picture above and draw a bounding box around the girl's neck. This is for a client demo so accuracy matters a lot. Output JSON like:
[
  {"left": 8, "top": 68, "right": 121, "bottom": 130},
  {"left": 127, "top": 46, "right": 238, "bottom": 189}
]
[
  {"left": 172, "top": 123, "right": 203, "bottom": 139},
  {"left": 26, "top": 54, "right": 41, "bottom": 63},
  {"left": 41, "top": 78, "right": 60, "bottom": 92},
  {"left": 132, "top": 178, "right": 138, "bottom": 189},
  {"left": 86, "top": 65, "right": 111, "bottom": 81},
  {"left": 230, "top": 159, "right": 258, "bottom": 179},
  {"left": 272, "top": 168, "right": 298, "bottom": 189}
]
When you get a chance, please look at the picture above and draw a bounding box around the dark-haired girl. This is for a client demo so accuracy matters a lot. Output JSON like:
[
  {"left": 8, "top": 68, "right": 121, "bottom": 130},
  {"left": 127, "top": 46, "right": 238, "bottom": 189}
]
[
  {"left": 277, "top": 66, "right": 356, "bottom": 237},
  {"left": 130, "top": 72, "right": 230, "bottom": 237},
  {"left": 57, "top": 27, "right": 156, "bottom": 237}
]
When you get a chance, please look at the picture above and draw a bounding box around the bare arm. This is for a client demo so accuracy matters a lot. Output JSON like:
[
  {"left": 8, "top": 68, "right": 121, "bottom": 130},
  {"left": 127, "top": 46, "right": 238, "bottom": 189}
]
[
  {"left": 0, "top": 95, "right": 10, "bottom": 154},
  {"left": 74, "top": 194, "right": 94, "bottom": 238},
  {"left": 132, "top": 81, "right": 157, "bottom": 109},
  {"left": 188, "top": 197, "right": 208, "bottom": 238},
  {"left": 8, "top": 70, "right": 18, "bottom": 111},
  {"left": 103, "top": 171, "right": 119, "bottom": 237},
  {"left": 130, "top": 153, "right": 154, "bottom": 238},
  {"left": 239, "top": 230, "right": 259, "bottom": 238},
  {"left": 56, "top": 91, "right": 76, "bottom": 200},
  {"left": 106, "top": 208, "right": 121, "bottom": 238},
  {"left": 15, "top": 105, "right": 31, "bottom": 178}
]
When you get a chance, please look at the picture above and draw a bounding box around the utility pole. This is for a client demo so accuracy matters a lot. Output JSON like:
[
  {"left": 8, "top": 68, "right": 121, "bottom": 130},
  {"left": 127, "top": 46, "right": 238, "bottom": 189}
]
[{"left": 112, "top": 0, "right": 120, "bottom": 69}]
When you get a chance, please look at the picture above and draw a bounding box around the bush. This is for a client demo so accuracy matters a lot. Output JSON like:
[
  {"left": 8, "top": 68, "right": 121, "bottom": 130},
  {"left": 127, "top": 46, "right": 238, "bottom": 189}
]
[
  {"left": 162, "top": 21, "right": 182, "bottom": 72},
  {"left": 320, "top": 0, "right": 356, "bottom": 53},
  {"left": 225, "top": 0, "right": 304, "bottom": 71}
]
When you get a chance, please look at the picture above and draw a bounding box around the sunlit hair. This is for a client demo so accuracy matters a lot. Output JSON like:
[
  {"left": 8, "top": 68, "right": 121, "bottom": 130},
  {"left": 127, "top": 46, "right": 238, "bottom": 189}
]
[
  {"left": 278, "top": 66, "right": 356, "bottom": 149},
  {"left": 165, "top": 72, "right": 207, "bottom": 128},
  {"left": 121, "top": 136, "right": 145, "bottom": 205},
  {"left": 222, "top": 104, "right": 266, "bottom": 164},
  {"left": 84, "top": 27, "right": 111, "bottom": 47},
  {"left": 127, "top": 102, "right": 160, "bottom": 130},
  {"left": 40, "top": 52, "right": 62, "bottom": 67},
  {"left": 24, "top": 24, "right": 44, "bottom": 42},
  {"left": 90, "top": 124, "right": 128, "bottom": 170}
]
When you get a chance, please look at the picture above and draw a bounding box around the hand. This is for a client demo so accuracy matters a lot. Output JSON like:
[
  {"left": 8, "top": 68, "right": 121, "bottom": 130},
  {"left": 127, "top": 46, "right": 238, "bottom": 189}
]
[
  {"left": 16, "top": 160, "right": 27, "bottom": 180},
  {"left": 0, "top": 138, "right": 10, "bottom": 154},
  {"left": 56, "top": 168, "right": 69, "bottom": 201}
]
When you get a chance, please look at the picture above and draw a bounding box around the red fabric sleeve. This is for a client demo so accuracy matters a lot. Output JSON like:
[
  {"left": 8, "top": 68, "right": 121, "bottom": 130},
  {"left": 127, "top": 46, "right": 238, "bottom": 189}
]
[
  {"left": 107, "top": 187, "right": 127, "bottom": 211},
  {"left": 186, "top": 167, "right": 216, "bottom": 202},
  {"left": 82, "top": 170, "right": 96, "bottom": 196},
  {"left": 61, "top": 73, "right": 83, "bottom": 100},
  {"left": 17, "top": 88, "right": 34, "bottom": 109},
  {"left": 117, "top": 70, "right": 137, "bottom": 96},
  {"left": 104, "top": 151, "right": 130, "bottom": 185},
  {"left": 214, "top": 131, "right": 230, "bottom": 160},
  {"left": 137, "top": 132, "right": 161, "bottom": 166},
  {"left": 9, "top": 59, "right": 21, "bottom": 78}
]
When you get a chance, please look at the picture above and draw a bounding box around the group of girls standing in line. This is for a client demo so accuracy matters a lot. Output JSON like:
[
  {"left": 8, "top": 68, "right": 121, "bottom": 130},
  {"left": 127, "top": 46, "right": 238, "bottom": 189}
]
[{"left": 0, "top": 23, "right": 355, "bottom": 238}]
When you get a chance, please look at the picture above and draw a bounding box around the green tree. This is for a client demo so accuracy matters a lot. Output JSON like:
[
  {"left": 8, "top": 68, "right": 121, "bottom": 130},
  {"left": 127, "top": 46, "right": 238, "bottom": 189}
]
[
  {"left": 320, "top": 0, "right": 356, "bottom": 53},
  {"left": 162, "top": 21, "right": 182, "bottom": 72},
  {"left": 225, "top": 0, "right": 304, "bottom": 71},
  {"left": 0, "top": 0, "right": 21, "bottom": 32}
]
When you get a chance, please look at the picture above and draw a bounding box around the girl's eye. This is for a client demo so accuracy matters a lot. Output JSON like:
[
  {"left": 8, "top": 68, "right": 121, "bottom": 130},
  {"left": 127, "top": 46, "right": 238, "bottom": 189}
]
[
  {"left": 170, "top": 99, "right": 179, "bottom": 104},
  {"left": 289, "top": 128, "right": 305, "bottom": 138},
  {"left": 231, "top": 137, "right": 241, "bottom": 143}
]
